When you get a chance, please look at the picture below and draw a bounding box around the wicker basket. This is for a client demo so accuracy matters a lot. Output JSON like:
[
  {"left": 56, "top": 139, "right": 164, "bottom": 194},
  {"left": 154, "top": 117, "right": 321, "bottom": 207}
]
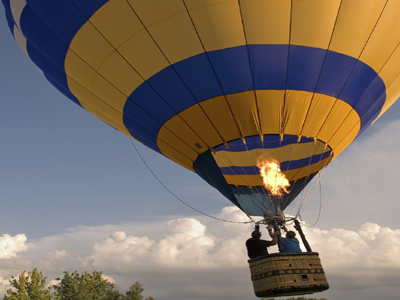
[{"left": 248, "top": 252, "right": 329, "bottom": 298}]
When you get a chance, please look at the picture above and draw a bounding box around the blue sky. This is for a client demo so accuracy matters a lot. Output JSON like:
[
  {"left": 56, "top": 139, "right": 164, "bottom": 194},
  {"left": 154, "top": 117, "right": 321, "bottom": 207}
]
[{"left": 1, "top": 3, "right": 400, "bottom": 300}]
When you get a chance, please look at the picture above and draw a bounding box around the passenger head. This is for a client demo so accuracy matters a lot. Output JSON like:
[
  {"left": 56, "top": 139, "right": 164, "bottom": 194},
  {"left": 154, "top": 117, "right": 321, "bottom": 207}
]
[
  {"left": 286, "top": 231, "right": 296, "bottom": 238},
  {"left": 251, "top": 231, "right": 262, "bottom": 239}
]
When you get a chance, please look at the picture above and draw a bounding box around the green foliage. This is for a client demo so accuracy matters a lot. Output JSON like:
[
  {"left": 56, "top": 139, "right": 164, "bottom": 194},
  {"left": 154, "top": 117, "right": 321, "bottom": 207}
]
[
  {"left": 3, "top": 268, "right": 59, "bottom": 300},
  {"left": 3, "top": 269, "right": 155, "bottom": 300},
  {"left": 53, "top": 271, "right": 117, "bottom": 300},
  {"left": 261, "top": 297, "right": 327, "bottom": 300},
  {"left": 121, "top": 282, "right": 154, "bottom": 300}
]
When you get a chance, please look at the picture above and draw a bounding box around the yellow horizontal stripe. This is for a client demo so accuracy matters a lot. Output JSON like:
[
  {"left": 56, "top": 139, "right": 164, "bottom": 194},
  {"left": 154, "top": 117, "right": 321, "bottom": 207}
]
[
  {"left": 67, "top": 79, "right": 132, "bottom": 138},
  {"left": 317, "top": 100, "right": 357, "bottom": 146},
  {"left": 200, "top": 96, "right": 241, "bottom": 143},
  {"left": 358, "top": 1, "right": 400, "bottom": 72},
  {"left": 65, "top": 52, "right": 97, "bottom": 106},
  {"left": 332, "top": 122, "right": 360, "bottom": 157},
  {"left": 145, "top": 10, "right": 204, "bottom": 64},
  {"left": 162, "top": 117, "right": 208, "bottom": 155},
  {"left": 95, "top": 50, "right": 144, "bottom": 98},
  {"left": 65, "top": 54, "right": 132, "bottom": 135},
  {"left": 69, "top": 22, "right": 115, "bottom": 71},
  {"left": 291, "top": 0, "right": 340, "bottom": 49},
  {"left": 156, "top": 139, "right": 195, "bottom": 171},
  {"left": 282, "top": 90, "right": 312, "bottom": 136},
  {"left": 158, "top": 90, "right": 360, "bottom": 170},
  {"left": 375, "top": 74, "right": 400, "bottom": 120},
  {"left": 257, "top": 90, "right": 284, "bottom": 135},
  {"left": 226, "top": 92, "right": 259, "bottom": 137},
  {"left": 224, "top": 156, "right": 331, "bottom": 185},
  {"left": 240, "top": 0, "right": 291, "bottom": 45},
  {"left": 118, "top": 30, "right": 170, "bottom": 80},
  {"left": 329, "top": 0, "right": 387, "bottom": 60},
  {"left": 90, "top": 0, "right": 144, "bottom": 49},
  {"left": 127, "top": 0, "right": 186, "bottom": 27},
  {"left": 213, "top": 140, "right": 327, "bottom": 168},
  {"left": 301, "top": 94, "right": 336, "bottom": 138},
  {"left": 180, "top": 104, "right": 224, "bottom": 149},
  {"left": 157, "top": 125, "right": 199, "bottom": 162},
  {"left": 328, "top": 118, "right": 360, "bottom": 155},
  {"left": 186, "top": 0, "right": 245, "bottom": 51}
]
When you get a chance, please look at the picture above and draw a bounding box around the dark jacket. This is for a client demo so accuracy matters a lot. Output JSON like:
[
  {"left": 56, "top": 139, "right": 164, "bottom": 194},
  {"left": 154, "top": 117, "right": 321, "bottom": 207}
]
[{"left": 246, "top": 238, "right": 272, "bottom": 258}]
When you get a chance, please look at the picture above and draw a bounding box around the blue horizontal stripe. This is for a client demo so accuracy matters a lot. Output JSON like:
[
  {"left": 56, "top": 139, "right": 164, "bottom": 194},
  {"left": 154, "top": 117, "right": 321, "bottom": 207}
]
[
  {"left": 219, "top": 150, "right": 331, "bottom": 175},
  {"left": 2, "top": 0, "right": 14, "bottom": 32},
  {"left": 70, "top": 0, "right": 109, "bottom": 19},
  {"left": 20, "top": 5, "right": 80, "bottom": 71},
  {"left": 125, "top": 45, "right": 385, "bottom": 150},
  {"left": 3, "top": 0, "right": 386, "bottom": 153},
  {"left": 230, "top": 173, "right": 317, "bottom": 216},
  {"left": 315, "top": 51, "right": 356, "bottom": 97},
  {"left": 173, "top": 53, "right": 224, "bottom": 101},
  {"left": 213, "top": 135, "right": 313, "bottom": 152},
  {"left": 338, "top": 60, "right": 381, "bottom": 108},
  {"left": 6, "top": 0, "right": 105, "bottom": 112},
  {"left": 250, "top": 45, "right": 287, "bottom": 89},
  {"left": 287, "top": 46, "right": 327, "bottom": 92}
]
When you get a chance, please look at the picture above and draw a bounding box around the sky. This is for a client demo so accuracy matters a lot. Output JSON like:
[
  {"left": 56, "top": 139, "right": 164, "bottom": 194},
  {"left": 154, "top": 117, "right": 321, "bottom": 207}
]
[{"left": 1, "top": 4, "right": 400, "bottom": 300}]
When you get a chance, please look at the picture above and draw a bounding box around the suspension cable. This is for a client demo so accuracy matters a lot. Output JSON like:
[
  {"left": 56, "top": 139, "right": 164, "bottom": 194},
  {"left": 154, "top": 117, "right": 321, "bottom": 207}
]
[
  {"left": 302, "top": 171, "right": 323, "bottom": 227},
  {"left": 129, "top": 138, "right": 255, "bottom": 224}
]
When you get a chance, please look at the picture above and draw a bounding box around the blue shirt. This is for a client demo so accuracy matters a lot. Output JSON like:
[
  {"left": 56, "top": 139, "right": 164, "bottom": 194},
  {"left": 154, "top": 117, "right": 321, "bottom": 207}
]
[{"left": 280, "top": 237, "right": 302, "bottom": 253}]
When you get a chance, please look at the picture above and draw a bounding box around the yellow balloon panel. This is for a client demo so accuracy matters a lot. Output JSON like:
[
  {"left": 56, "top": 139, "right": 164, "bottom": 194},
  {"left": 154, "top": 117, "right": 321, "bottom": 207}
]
[
  {"left": 68, "top": 23, "right": 115, "bottom": 71},
  {"left": 187, "top": 0, "right": 245, "bottom": 51},
  {"left": 145, "top": 11, "right": 204, "bottom": 64},
  {"left": 257, "top": 90, "right": 284, "bottom": 135},
  {"left": 118, "top": 30, "right": 169, "bottom": 80},
  {"left": 226, "top": 91, "right": 260, "bottom": 138},
  {"left": 282, "top": 90, "right": 312, "bottom": 136},
  {"left": 213, "top": 141, "right": 327, "bottom": 168},
  {"left": 359, "top": 1, "right": 400, "bottom": 72},
  {"left": 317, "top": 101, "right": 358, "bottom": 147},
  {"left": 65, "top": 52, "right": 98, "bottom": 101},
  {"left": 156, "top": 139, "right": 195, "bottom": 171},
  {"left": 329, "top": 0, "right": 387, "bottom": 59},
  {"left": 240, "top": 0, "right": 291, "bottom": 45},
  {"left": 291, "top": 0, "right": 340, "bottom": 49},
  {"left": 95, "top": 50, "right": 144, "bottom": 97},
  {"left": 179, "top": 104, "right": 225, "bottom": 148},
  {"left": 223, "top": 156, "right": 331, "bottom": 185},
  {"left": 90, "top": 0, "right": 144, "bottom": 49},
  {"left": 157, "top": 125, "right": 200, "bottom": 161},
  {"left": 332, "top": 122, "right": 360, "bottom": 157},
  {"left": 200, "top": 96, "right": 242, "bottom": 143},
  {"left": 300, "top": 94, "right": 336, "bottom": 138},
  {"left": 127, "top": 0, "right": 186, "bottom": 27}
]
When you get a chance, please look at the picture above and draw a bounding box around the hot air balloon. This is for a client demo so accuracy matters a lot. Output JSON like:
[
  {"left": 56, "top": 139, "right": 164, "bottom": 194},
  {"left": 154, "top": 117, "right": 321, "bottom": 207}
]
[{"left": 3, "top": 0, "right": 400, "bottom": 297}]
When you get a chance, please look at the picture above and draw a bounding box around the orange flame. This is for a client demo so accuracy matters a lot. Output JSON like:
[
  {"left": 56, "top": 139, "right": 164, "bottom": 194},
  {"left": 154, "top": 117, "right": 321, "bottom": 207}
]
[{"left": 257, "top": 160, "right": 290, "bottom": 197}]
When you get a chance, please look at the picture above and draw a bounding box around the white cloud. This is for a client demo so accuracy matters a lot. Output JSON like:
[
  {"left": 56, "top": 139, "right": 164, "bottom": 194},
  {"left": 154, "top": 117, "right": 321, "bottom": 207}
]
[
  {"left": 1, "top": 208, "right": 400, "bottom": 299},
  {"left": 37, "top": 250, "right": 71, "bottom": 273},
  {"left": 0, "top": 276, "right": 10, "bottom": 293},
  {"left": 310, "top": 119, "right": 400, "bottom": 231},
  {"left": 304, "top": 223, "right": 400, "bottom": 270},
  {"left": 0, "top": 234, "right": 27, "bottom": 259}
]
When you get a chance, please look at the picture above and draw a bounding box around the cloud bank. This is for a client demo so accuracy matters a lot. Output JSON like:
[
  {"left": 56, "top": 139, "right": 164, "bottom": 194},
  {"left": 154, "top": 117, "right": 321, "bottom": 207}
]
[{"left": 0, "top": 207, "right": 399, "bottom": 300}]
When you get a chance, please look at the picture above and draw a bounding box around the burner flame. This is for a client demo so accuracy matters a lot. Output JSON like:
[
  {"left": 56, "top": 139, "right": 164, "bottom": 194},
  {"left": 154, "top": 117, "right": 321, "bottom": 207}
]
[{"left": 257, "top": 159, "right": 290, "bottom": 197}]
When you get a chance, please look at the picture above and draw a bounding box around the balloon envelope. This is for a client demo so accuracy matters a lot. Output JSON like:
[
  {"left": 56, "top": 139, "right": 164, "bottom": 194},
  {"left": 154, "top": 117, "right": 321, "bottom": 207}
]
[{"left": 3, "top": 0, "right": 399, "bottom": 216}]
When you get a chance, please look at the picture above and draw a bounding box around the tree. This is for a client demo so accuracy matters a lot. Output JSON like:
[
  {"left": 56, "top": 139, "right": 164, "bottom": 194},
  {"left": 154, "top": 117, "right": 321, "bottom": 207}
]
[
  {"left": 53, "top": 271, "right": 118, "bottom": 300},
  {"left": 3, "top": 268, "right": 59, "bottom": 300},
  {"left": 53, "top": 271, "right": 155, "bottom": 300},
  {"left": 121, "top": 282, "right": 155, "bottom": 300},
  {"left": 3, "top": 269, "right": 155, "bottom": 300},
  {"left": 262, "top": 297, "right": 327, "bottom": 300}
]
